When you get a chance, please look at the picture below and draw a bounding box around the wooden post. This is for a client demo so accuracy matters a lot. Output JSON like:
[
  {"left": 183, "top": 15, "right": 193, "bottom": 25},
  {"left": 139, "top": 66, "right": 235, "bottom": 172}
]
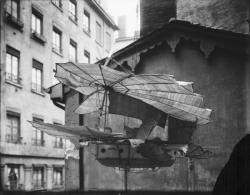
[
  {"left": 124, "top": 168, "right": 128, "bottom": 192},
  {"left": 79, "top": 94, "right": 84, "bottom": 191},
  {"left": 79, "top": 147, "right": 84, "bottom": 191}
]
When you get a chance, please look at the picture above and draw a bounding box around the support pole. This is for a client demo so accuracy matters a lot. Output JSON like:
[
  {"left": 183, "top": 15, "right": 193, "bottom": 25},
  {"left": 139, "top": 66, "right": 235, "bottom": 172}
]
[
  {"left": 79, "top": 147, "right": 84, "bottom": 191},
  {"left": 124, "top": 168, "right": 128, "bottom": 192},
  {"left": 79, "top": 93, "right": 84, "bottom": 191}
]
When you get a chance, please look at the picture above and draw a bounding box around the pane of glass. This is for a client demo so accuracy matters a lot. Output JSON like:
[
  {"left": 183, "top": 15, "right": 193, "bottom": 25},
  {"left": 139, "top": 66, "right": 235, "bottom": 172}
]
[
  {"left": 52, "top": 31, "right": 56, "bottom": 46},
  {"left": 12, "top": 117, "right": 19, "bottom": 136},
  {"left": 6, "top": 53, "right": 12, "bottom": 74},
  {"left": 32, "top": 14, "right": 36, "bottom": 32},
  {"left": 55, "top": 33, "right": 59, "bottom": 49},
  {"left": 6, "top": 1, "right": 11, "bottom": 13},
  {"left": 32, "top": 68, "right": 36, "bottom": 83},
  {"left": 33, "top": 130, "right": 37, "bottom": 139},
  {"left": 37, "top": 18, "right": 41, "bottom": 34},
  {"left": 12, "top": 0, "right": 18, "bottom": 18},
  {"left": 37, "top": 69, "right": 41, "bottom": 85},
  {"left": 37, "top": 130, "right": 41, "bottom": 140},
  {"left": 12, "top": 56, "right": 18, "bottom": 77}
]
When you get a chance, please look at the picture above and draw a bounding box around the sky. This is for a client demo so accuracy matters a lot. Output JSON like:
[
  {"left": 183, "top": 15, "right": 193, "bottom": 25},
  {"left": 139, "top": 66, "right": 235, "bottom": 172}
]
[{"left": 105, "top": 0, "right": 139, "bottom": 37}]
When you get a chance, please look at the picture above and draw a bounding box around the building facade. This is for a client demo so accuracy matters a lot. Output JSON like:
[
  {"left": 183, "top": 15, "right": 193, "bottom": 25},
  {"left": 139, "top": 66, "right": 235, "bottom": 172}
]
[{"left": 0, "top": 0, "right": 117, "bottom": 191}]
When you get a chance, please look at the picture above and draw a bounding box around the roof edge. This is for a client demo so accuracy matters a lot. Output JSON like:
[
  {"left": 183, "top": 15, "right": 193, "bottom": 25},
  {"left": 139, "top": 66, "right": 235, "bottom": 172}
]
[{"left": 86, "top": 0, "right": 119, "bottom": 30}]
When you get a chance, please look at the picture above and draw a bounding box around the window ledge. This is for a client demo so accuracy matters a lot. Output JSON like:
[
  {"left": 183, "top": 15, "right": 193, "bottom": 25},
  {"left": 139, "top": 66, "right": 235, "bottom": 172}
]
[
  {"left": 5, "top": 80, "right": 22, "bottom": 89},
  {"left": 95, "top": 40, "right": 103, "bottom": 47},
  {"left": 4, "top": 11, "right": 24, "bottom": 32},
  {"left": 31, "top": 89, "right": 46, "bottom": 97},
  {"left": 31, "top": 32, "right": 47, "bottom": 45},
  {"left": 83, "top": 28, "right": 91, "bottom": 37},
  {"left": 68, "top": 16, "right": 78, "bottom": 25},
  {"left": 52, "top": 48, "right": 63, "bottom": 57}
]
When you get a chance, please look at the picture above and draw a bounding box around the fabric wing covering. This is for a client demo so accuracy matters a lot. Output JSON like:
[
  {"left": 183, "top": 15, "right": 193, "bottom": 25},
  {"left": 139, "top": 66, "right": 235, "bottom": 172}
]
[
  {"left": 55, "top": 62, "right": 212, "bottom": 125},
  {"left": 28, "top": 120, "right": 125, "bottom": 143}
]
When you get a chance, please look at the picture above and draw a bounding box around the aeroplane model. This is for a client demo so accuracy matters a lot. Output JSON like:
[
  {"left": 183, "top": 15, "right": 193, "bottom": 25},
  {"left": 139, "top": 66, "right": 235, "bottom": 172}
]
[{"left": 29, "top": 60, "right": 212, "bottom": 169}]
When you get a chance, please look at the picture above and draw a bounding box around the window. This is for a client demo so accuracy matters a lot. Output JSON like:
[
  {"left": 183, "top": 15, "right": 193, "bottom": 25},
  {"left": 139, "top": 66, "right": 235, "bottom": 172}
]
[
  {"left": 6, "top": 45, "right": 20, "bottom": 84},
  {"left": 53, "top": 167, "right": 63, "bottom": 186},
  {"left": 32, "top": 8, "right": 43, "bottom": 35},
  {"left": 54, "top": 137, "right": 64, "bottom": 148},
  {"left": 96, "top": 22, "right": 102, "bottom": 44},
  {"left": 7, "top": 165, "right": 20, "bottom": 190},
  {"left": 6, "top": 112, "right": 21, "bottom": 144},
  {"left": 83, "top": 50, "right": 90, "bottom": 63},
  {"left": 69, "top": 39, "right": 77, "bottom": 62},
  {"left": 52, "top": 27, "right": 62, "bottom": 54},
  {"left": 51, "top": 0, "right": 62, "bottom": 9},
  {"left": 83, "top": 10, "right": 90, "bottom": 34},
  {"left": 6, "top": 0, "right": 19, "bottom": 18},
  {"left": 32, "top": 59, "right": 43, "bottom": 93},
  {"left": 32, "top": 117, "right": 44, "bottom": 146},
  {"left": 105, "top": 32, "right": 111, "bottom": 52},
  {"left": 33, "top": 167, "right": 44, "bottom": 188},
  {"left": 5, "top": 0, "right": 23, "bottom": 31},
  {"left": 69, "top": 0, "right": 77, "bottom": 22}
]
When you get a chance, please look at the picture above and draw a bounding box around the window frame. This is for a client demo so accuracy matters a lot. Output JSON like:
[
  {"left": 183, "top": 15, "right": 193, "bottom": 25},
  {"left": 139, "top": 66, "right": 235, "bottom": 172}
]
[
  {"left": 52, "top": 26, "right": 62, "bottom": 54},
  {"left": 95, "top": 21, "right": 102, "bottom": 45},
  {"left": 69, "top": 39, "right": 77, "bottom": 62},
  {"left": 51, "top": 0, "right": 62, "bottom": 9},
  {"left": 68, "top": 0, "right": 77, "bottom": 23},
  {"left": 83, "top": 49, "right": 90, "bottom": 63},
  {"left": 6, "top": 0, "right": 20, "bottom": 18},
  {"left": 83, "top": 9, "right": 90, "bottom": 34},
  {"left": 6, "top": 111, "right": 22, "bottom": 144},
  {"left": 53, "top": 167, "right": 63, "bottom": 187},
  {"left": 105, "top": 31, "right": 111, "bottom": 52},
  {"left": 33, "top": 166, "right": 45, "bottom": 189},
  {"left": 32, "top": 59, "right": 43, "bottom": 94},
  {"left": 32, "top": 117, "right": 45, "bottom": 146},
  {"left": 6, "top": 45, "right": 21, "bottom": 84},
  {"left": 7, "top": 164, "right": 20, "bottom": 190},
  {"left": 31, "top": 8, "right": 43, "bottom": 36}
]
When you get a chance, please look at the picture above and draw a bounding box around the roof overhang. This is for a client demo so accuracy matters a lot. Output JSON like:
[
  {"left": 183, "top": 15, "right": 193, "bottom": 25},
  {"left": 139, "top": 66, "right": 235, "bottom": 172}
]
[{"left": 85, "top": 0, "right": 119, "bottom": 30}]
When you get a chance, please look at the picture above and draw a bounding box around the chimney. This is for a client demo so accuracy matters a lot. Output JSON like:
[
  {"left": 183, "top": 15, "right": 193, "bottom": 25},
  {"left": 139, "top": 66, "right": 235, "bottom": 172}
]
[
  {"left": 117, "top": 15, "right": 127, "bottom": 38},
  {"left": 140, "top": 0, "right": 176, "bottom": 37}
]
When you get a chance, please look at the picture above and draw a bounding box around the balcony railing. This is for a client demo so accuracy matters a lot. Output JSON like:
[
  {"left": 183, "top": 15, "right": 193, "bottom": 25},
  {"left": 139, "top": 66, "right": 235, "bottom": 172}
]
[
  {"left": 5, "top": 134, "right": 22, "bottom": 144},
  {"left": 32, "top": 139, "right": 45, "bottom": 146},
  {"left": 5, "top": 72, "right": 21, "bottom": 85},
  {"left": 4, "top": 11, "right": 24, "bottom": 31}
]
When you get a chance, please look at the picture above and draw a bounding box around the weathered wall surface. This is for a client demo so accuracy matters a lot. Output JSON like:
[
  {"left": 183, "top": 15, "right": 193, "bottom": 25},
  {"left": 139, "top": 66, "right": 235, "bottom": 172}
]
[
  {"left": 133, "top": 39, "right": 248, "bottom": 190},
  {"left": 140, "top": 0, "right": 249, "bottom": 36},
  {"left": 140, "top": 0, "right": 176, "bottom": 37},
  {"left": 177, "top": 0, "right": 249, "bottom": 34}
]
